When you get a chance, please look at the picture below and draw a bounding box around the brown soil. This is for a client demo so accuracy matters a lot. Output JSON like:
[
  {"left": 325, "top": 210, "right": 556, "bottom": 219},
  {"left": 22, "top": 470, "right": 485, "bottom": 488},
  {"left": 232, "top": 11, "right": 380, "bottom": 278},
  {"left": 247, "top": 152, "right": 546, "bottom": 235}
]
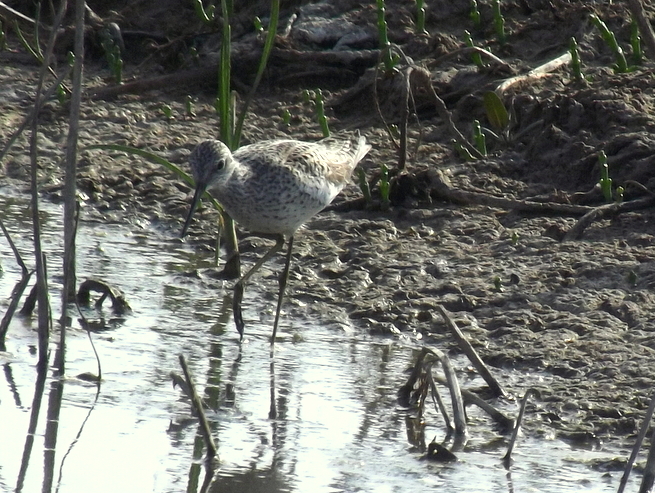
[{"left": 3, "top": 0, "right": 655, "bottom": 446}]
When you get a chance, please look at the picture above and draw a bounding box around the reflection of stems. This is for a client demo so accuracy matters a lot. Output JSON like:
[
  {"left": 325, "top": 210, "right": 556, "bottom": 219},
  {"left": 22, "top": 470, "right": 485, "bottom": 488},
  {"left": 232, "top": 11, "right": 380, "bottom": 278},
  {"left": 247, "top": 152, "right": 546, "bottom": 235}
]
[
  {"left": 16, "top": 367, "right": 47, "bottom": 491},
  {"left": 179, "top": 355, "right": 218, "bottom": 459},
  {"left": 0, "top": 220, "right": 33, "bottom": 349}
]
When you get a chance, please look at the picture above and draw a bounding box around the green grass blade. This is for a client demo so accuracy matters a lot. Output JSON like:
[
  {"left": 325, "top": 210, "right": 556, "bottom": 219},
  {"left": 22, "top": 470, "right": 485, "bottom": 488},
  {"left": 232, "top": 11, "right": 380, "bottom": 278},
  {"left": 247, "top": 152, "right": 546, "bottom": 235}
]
[
  {"left": 234, "top": 0, "right": 280, "bottom": 147},
  {"left": 83, "top": 143, "right": 223, "bottom": 211},
  {"left": 483, "top": 91, "right": 509, "bottom": 132}
]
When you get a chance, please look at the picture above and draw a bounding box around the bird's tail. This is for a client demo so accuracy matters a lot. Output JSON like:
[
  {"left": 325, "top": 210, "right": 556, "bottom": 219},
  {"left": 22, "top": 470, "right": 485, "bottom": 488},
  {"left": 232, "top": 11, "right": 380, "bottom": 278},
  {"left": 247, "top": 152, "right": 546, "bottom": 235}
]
[{"left": 353, "top": 133, "right": 372, "bottom": 165}]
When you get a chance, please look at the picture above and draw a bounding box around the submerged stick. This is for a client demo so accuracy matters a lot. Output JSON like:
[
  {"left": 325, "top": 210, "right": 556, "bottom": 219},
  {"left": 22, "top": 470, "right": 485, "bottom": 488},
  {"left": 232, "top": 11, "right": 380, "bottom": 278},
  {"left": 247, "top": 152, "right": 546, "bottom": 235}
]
[
  {"left": 438, "top": 305, "right": 506, "bottom": 398},
  {"left": 179, "top": 354, "right": 218, "bottom": 459},
  {"left": 618, "top": 391, "right": 655, "bottom": 493},
  {"left": 503, "top": 388, "right": 539, "bottom": 468}
]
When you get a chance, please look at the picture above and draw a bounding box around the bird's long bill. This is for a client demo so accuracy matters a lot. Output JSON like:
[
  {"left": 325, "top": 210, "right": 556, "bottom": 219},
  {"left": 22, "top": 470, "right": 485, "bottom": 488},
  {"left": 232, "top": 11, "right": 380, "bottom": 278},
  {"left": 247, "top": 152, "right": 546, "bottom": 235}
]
[{"left": 181, "top": 183, "right": 206, "bottom": 238}]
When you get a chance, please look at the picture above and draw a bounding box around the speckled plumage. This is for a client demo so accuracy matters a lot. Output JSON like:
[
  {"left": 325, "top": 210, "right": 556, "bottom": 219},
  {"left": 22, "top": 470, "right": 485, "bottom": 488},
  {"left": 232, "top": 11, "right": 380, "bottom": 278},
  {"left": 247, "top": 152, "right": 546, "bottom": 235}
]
[
  {"left": 187, "top": 134, "right": 370, "bottom": 237},
  {"left": 181, "top": 133, "right": 371, "bottom": 344}
]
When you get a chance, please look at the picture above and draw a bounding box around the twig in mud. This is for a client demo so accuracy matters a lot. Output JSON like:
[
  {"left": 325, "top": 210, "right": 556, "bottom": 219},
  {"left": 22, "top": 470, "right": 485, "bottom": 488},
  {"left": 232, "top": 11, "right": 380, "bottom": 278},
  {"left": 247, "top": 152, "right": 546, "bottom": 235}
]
[
  {"left": 562, "top": 194, "right": 655, "bottom": 241},
  {"left": 495, "top": 52, "right": 572, "bottom": 96},
  {"left": 502, "top": 388, "right": 539, "bottom": 468},
  {"left": 0, "top": 219, "right": 34, "bottom": 349},
  {"left": 428, "top": 168, "right": 593, "bottom": 216},
  {"left": 432, "top": 46, "right": 513, "bottom": 73},
  {"left": 437, "top": 305, "right": 506, "bottom": 398},
  {"left": 179, "top": 354, "right": 218, "bottom": 459},
  {"left": 618, "top": 390, "right": 655, "bottom": 493}
]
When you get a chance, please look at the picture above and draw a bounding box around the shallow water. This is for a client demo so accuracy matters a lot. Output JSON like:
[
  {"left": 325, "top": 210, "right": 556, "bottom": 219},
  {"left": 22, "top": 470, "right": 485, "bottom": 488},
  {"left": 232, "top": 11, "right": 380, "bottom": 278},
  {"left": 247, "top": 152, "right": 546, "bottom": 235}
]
[{"left": 0, "top": 192, "right": 640, "bottom": 492}]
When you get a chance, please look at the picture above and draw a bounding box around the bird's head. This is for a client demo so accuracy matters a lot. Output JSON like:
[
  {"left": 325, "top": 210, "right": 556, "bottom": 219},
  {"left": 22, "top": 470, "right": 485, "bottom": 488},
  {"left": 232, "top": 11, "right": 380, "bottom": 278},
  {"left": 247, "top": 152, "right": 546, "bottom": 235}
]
[{"left": 181, "top": 140, "right": 233, "bottom": 238}]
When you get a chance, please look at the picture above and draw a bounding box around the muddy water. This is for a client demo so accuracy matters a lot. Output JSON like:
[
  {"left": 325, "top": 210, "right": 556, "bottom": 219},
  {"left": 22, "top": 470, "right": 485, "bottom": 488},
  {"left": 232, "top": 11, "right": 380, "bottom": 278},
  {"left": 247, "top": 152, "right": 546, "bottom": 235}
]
[{"left": 0, "top": 193, "right": 635, "bottom": 492}]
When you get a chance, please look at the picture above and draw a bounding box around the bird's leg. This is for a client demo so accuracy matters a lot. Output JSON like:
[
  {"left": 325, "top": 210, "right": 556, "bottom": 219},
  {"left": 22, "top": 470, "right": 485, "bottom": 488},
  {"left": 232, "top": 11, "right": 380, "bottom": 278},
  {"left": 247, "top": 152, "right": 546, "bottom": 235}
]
[
  {"left": 271, "top": 235, "right": 294, "bottom": 345},
  {"left": 233, "top": 234, "right": 286, "bottom": 340}
]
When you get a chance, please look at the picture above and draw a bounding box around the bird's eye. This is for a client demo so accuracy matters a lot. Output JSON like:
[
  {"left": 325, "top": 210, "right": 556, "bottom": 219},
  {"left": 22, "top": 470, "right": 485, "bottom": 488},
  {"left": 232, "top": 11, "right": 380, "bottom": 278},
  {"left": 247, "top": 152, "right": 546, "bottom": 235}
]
[{"left": 216, "top": 158, "right": 226, "bottom": 170}]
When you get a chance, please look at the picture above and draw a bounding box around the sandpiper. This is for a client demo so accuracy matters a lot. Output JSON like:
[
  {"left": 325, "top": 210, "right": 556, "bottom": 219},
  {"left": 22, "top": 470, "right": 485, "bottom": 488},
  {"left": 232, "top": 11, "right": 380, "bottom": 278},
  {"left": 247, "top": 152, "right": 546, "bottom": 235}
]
[{"left": 182, "top": 133, "right": 371, "bottom": 343}]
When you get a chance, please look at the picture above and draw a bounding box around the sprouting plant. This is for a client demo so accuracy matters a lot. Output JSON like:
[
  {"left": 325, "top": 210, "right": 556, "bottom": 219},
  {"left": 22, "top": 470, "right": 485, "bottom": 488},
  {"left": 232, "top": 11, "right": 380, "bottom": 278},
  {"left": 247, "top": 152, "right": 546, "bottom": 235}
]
[
  {"left": 492, "top": 0, "right": 506, "bottom": 45},
  {"left": 453, "top": 139, "right": 476, "bottom": 161},
  {"left": 253, "top": 16, "right": 264, "bottom": 35},
  {"left": 161, "top": 103, "right": 173, "bottom": 121},
  {"left": 630, "top": 19, "right": 643, "bottom": 65},
  {"left": 379, "top": 163, "right": 391, "bottom": 207},
  {"left": 301, "top": 89, "right": 312, "bottom": 104},
  {"left": 416, "top": 0, "right": 427, "bottom": 34},
  {"left": 511, "top": 231, "right": 519, "bottom": 246},
  {"left": 14, "top": 21, "right": 43, "bottom": 63},
  {"left": 616, "top": 185, "right": 625, "bottom": 203},
  {"left": 569, "top": 37, "right": 585, "bottom": 83},
  {"left": 483, "top": 91, "right": 509, "bottom": 139},
  {"left": 470, "top": 0, "right": 482, "bottom": 30},
  {"left": 0, "top": 20, "right": 6, "bottom": 51},
  {"left": 56, "top": 83, "right": 67, "bottom": 105},
  {"left": 473, "top": 120, "right": 487, "bottom": 156},
  {"left": 357, "top": 168, "right": 372, "bottom": 204},
  {"left": 627, "top": 270, "right": 637, "bottom": 287},
  {"left": 376, "top": 0, "right": 398, "bottom": 72},
  {"left": 99, "top": 26, "right": 123, "bottom": 84},
  {"left": 464, "top": 30, "right": 484, "bottom": 69},
  {"left": 590, "top": 14, "right": 629, "bottom": 73},
  {"left": 312, "top": 89, "right": 330, "bottom": 137},
  {"left": 598, "top": 151, "right": 612, "bottom": 202},
  {"left": 493, "top": 276, "right": 503, "bottom": 292},
  {"left": 185, "top": 95, "right": 196, "bottom": 118},
  {"left": 281, "top": 108, "right": 291, "bottom": 126},
  {"left": 193, "top": 0, "right": 215, "bottom": 25}
]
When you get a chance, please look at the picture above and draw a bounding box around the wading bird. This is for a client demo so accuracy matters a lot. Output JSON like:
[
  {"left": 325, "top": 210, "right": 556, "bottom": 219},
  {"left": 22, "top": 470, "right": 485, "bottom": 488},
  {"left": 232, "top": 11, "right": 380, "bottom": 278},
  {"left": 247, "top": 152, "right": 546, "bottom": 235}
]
[{"left": 181, "top": 134, "right": 371, "bottom": 344}]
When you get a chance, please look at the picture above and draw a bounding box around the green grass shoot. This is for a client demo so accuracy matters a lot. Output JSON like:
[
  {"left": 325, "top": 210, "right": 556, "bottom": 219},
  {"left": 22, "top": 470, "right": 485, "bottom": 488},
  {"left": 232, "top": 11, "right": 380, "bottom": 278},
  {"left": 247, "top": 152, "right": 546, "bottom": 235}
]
[
  {"left": 630, "top": 19, "right": 643, "bottom": 65},
  {"left": 416, "top": 0, "right": 427, "bottom": 34},
  {"left": 492, "top": 0, "right": 506, "bottom": 45},
  {"left": 590, "top": 14, "right": 629, "bottom": 73},
  {"left": 357, "top": 168, "right": 372, "bottom": 204},
  {"left": 312, "top": 89, "right": 330, "bottom": 137},
  {"left": 379, "top": 163, "right": 391, "bottom": 207},
  {"left": 473, "top": 120, "right": 487, "bottom": 156},
  {"left": 598, "top": 151, "right": 612, "bottom": 202},
  {"left": 470, "top": 0, "right": 481, "bottom": 29},
  {"left": 569, "top": 37, "right": 584, "bottom": 83},
  {"left": 464, "top": 30, "right": 484, "bottom": 68}
]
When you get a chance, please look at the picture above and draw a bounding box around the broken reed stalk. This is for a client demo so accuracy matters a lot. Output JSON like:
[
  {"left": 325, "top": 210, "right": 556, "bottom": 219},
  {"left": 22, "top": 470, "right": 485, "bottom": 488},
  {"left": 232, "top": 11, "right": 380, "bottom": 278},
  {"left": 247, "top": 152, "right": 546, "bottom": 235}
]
[
  {"left": 0, "top": 219, "right": 33, "bottom": 350},
  {"left": 437, "top": 305, "right": 506, "bottom": 397},
  {"left": 61, "top": 0, "right": 86, "bottom": 339},
  {"left": 420, "top": 347, "right": 467, "bottom": 437},
  {"left": 502, "top": 388, "right": 538, "bottom": 467},
  {"left": 179, "top": 354, "right": 218, "bottom": 459},
  {"left": 618, "top": 390, "right": 655, "bottom": 493},
  {"left": 641, "top": 427, "right": 655, "bottom": 492},
  {"left": 426, "top": 367, "right": 454, "bottom": 432}
]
